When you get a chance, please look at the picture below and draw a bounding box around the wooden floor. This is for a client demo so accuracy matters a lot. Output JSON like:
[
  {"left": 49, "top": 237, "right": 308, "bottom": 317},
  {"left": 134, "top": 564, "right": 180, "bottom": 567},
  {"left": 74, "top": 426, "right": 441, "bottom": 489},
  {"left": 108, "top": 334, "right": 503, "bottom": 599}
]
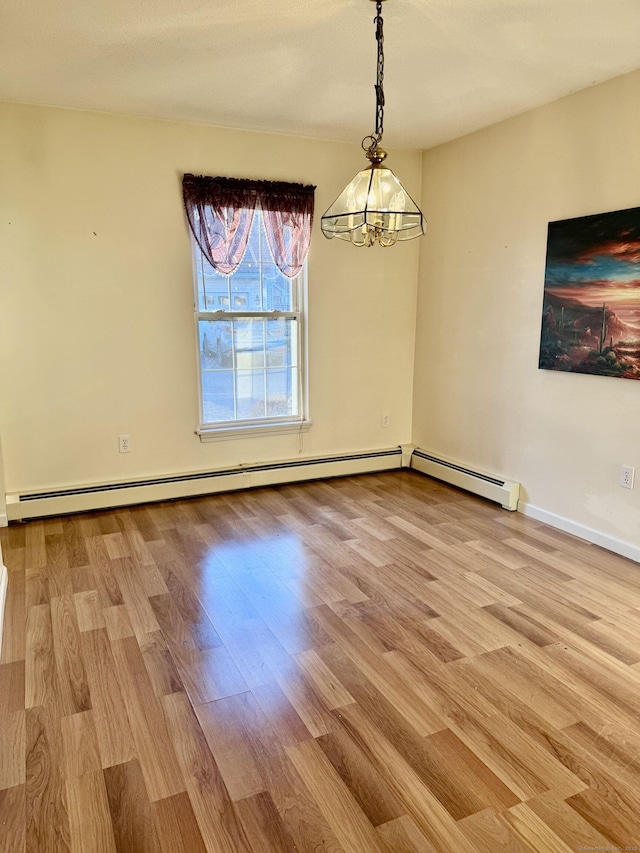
[{"left": 2, "top": 471, "right": 640, "bottom": 851}]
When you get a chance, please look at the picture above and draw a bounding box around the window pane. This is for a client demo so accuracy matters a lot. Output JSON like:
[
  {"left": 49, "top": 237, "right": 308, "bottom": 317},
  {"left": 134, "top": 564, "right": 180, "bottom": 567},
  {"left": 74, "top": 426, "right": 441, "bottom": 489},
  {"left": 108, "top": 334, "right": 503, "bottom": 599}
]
[
  {"left": 236, "top": 369, "right": 266, "bottom": 419},
  {"left": 259, "top": 216, "right": 272, "bottom": 263},
  {"left": 234, "top": 319, "right": 265, "bottom": 368},
  {"left": 200, "top": 319, "right": 233, "bottom": 367},
  {"left": 196, "top": 251, "right": 206, "bottom": 311},
  {"left": 245, "top": 215, "right": 261, "bottom": 264},
  {"left": 201, "top": 262, "right": 229, "bottom": 311},
  {"left": 262, "top": 267, "right": 293, "bottom": 311},
  {"left": 267, "top": 368, "right": 296, "bottom": 416},
  {"left": 266, "top": 318, "right": 296, "bottom": 367},
  {"left": 260, "top": 225, "right": 294, "bottom": 310},
  {"left": 201, "top": 369, "right": 234, "bottom": 423},
  {"left": 232, "top": 266, "right": 261, "bottom": 310},
  {"left": 233, "top": 217, "right": 261, "bottom": 310}
]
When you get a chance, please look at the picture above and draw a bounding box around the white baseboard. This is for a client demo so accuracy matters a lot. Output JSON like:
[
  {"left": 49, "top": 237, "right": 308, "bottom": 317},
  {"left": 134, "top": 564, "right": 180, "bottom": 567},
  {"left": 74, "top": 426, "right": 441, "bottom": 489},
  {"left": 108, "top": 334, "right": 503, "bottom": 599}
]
[
  {"left": 518, "top": 501, "right": 640, "bottom": 565},
  {"left": 0, "top": 564, "right": 7, "bottom": 660},
  {"left": 0, "top": 514, "right": 7, "bottom": 528}
]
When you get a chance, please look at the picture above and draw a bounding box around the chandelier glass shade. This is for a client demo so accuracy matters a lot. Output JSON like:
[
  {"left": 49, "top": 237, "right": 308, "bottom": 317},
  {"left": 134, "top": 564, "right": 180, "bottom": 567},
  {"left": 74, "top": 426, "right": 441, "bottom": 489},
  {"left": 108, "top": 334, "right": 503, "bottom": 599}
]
[
  {"left": 321, "top": 163, "right": 424, "bottom": 247},
  {"left": 321, "top": 0, "right": 425, "bottom": 247}
]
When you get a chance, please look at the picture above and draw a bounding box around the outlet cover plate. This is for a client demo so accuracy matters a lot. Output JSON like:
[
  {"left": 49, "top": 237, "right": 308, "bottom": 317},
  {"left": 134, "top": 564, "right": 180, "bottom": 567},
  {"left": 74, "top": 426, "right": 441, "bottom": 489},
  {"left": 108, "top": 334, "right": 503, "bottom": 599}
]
[{"left": 620, "top": 465, "right": 635, "bottom": 489}]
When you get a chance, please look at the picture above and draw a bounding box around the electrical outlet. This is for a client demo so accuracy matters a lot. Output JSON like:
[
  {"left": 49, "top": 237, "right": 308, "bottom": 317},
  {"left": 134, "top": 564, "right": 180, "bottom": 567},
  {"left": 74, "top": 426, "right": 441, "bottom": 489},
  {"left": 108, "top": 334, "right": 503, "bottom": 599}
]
[
  {"left": 620, "top": 465, "right": 635, "bottom": 489},
  {"left": 118, "top": 434, "right": 131, "bottom": 454},
  {"left": 382, "top": 412, "right": 391, "bottom": 428}
]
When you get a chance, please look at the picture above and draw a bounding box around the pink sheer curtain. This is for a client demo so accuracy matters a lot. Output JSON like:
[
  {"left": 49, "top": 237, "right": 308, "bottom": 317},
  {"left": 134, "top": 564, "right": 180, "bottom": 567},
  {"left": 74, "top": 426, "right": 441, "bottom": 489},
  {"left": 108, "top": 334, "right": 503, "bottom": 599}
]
[
  {"left": 183, "top": 174, "right": 315, "bottom": 279},
  {"left": 182, "top": 175, "right": 256, "bottom": 275},
  {"left": 262, "top": 209, "right": 313, "bottom": 279}
]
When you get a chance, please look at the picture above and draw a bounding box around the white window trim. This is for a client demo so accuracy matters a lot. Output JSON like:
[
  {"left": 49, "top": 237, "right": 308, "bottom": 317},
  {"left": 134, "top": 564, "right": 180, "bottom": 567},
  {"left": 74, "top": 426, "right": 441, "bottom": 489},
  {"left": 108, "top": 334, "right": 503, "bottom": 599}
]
[
  {"left": 197, "top": 418, "right": 312, "bottom": 442},
  {"left": 192, "top": 237, "right": 310, "bottom": 441}
]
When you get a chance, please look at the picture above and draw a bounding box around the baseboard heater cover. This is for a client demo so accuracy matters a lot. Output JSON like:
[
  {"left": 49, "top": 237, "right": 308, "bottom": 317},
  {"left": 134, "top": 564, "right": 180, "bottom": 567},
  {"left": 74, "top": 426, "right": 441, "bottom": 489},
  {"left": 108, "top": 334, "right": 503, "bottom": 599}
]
[
  {"left": 410, "top": 449, "right": 520, "bottom": 511},
  {"left": 5, "top": 447, "right": 402, "bottom": 521}
]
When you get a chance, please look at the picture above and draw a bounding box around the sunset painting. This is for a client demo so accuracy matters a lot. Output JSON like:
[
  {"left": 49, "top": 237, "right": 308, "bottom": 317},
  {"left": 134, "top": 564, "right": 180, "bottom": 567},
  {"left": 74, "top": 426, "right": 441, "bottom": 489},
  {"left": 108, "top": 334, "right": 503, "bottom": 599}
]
[{"left": 539, "top": 206, "right": 640, "bottom": 380}]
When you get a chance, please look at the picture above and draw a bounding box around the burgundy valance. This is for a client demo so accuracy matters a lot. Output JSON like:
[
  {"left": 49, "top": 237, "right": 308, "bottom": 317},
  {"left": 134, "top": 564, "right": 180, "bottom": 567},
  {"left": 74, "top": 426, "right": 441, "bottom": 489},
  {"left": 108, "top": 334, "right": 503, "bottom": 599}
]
[{"left": 182, "top": 174, "right": 315, "bottom": 279}]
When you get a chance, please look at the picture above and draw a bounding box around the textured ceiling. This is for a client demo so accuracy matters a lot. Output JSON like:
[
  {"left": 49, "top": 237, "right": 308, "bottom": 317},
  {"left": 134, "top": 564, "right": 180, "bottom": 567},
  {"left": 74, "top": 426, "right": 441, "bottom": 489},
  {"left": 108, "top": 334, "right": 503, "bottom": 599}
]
[{"left": 3, "top": 0, "right": 640, "bottom": 150}]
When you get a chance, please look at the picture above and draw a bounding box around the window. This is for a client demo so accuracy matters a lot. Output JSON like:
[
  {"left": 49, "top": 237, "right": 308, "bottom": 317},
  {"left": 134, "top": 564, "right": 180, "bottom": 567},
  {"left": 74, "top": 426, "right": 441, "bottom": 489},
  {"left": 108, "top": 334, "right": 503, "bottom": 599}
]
[
  {"left": 182, "top": 174, "right": 315, "bottom": 439},
  {"left": 193, "top": 215, "right": 306, "bottom": 433}
]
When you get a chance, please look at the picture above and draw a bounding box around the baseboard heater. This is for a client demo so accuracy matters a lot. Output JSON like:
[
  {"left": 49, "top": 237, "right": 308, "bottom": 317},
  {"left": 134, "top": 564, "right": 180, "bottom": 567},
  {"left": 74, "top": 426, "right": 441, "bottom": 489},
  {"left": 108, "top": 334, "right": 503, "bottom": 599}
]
[
  {"left": 410, "top": 449, "right": 519, "bottom": 511},
  {"left": 5, "top": 447, "right": 403, "bottom": 522}
]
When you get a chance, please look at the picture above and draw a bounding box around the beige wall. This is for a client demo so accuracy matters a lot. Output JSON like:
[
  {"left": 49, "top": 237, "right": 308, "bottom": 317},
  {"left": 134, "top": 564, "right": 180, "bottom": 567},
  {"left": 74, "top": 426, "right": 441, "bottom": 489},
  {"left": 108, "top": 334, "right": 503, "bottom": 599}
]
[
  {"left": 414, "top": 68, "right": 640, "bottom": 548},
  {"left": 0, "top": 102, "right": 420, "bottom": 494},
  {"left": 0, "top": 434, "right": 6, "bottom": 522}
]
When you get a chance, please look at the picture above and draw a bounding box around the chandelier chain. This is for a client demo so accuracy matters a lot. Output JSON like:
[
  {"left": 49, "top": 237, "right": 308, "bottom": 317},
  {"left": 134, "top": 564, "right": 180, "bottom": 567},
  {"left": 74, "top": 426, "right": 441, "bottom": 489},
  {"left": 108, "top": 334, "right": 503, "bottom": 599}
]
[{"left": 374, "top": 0, "right": 385, "bottom": 142}]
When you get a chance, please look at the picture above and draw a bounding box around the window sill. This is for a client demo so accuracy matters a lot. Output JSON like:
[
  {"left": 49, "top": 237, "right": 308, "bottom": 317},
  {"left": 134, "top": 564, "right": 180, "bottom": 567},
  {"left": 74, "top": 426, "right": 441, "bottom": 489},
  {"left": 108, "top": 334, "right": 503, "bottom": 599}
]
[{"left": 197, "top": 420, "right": 312, "bottom": 443}]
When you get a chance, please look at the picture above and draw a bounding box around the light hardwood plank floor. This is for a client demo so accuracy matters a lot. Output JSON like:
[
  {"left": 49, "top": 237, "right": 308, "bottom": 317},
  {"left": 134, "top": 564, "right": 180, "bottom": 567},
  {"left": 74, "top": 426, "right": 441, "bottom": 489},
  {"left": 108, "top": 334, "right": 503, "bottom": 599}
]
[{"left": 2, "top": 470, "right": 640, "bottom": 851}]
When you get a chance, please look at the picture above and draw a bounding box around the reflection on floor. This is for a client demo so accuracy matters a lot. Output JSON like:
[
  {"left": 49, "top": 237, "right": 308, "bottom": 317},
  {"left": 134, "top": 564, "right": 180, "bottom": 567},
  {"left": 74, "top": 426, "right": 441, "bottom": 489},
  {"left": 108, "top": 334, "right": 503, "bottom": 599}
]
[{"left": 1, "top": 470, "right": 640, "bottom": 851}]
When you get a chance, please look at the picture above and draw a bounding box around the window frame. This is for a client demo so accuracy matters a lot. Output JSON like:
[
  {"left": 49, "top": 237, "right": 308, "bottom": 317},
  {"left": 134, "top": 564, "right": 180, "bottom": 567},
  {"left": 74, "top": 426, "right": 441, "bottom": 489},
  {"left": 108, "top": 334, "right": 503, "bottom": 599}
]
[{"left": 191, "top": 216, "right": 310, "bottom": 441}]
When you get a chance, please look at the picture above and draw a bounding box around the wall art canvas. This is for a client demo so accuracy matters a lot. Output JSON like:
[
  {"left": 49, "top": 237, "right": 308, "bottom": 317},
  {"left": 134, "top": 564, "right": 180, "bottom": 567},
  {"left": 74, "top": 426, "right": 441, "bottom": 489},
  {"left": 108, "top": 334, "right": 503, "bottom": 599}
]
[{"left": 539, "top": 205, "right": 640, "bottom": 380}]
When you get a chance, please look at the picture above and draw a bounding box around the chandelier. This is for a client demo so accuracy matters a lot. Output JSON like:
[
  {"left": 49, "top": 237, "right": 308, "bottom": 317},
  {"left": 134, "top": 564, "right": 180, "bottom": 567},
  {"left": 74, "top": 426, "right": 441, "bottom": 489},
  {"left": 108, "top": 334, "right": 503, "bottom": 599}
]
[{"left": 321, "top": 0, "right": 425, "bottom": 247}]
